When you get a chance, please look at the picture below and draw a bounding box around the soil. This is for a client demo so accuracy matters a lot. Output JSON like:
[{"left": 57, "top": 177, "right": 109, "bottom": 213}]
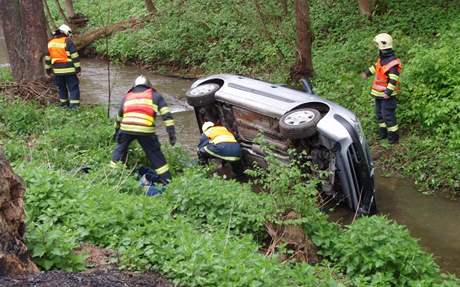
[
  {"left": 0, "top": 269, "right": 175, "bottom": 287},
  {"left": 0, "top": 244, "right": 175, "bottom": 287}
]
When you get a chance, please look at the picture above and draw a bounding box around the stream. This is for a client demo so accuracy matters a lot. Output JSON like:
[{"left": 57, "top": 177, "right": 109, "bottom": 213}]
[{"left": 0, "top": 31, "right": 459, "bottom": 276}]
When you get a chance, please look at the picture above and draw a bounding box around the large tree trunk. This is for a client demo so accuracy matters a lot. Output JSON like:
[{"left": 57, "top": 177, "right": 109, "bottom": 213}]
[
  {"left": 291, "top": 0, "right": 314, "bottom": 81},
  {"left": 358, "top": 0, "right": 375, "bottom": 19},
  {"left": 64, "top": 0, "right": 75, "bottom": 18},
  {"left": 144, "top": 0, "right": 157, "bottom": 15},
  {"left": 0, "top": 0, "right": 49, "bottom": 82},
  {"left": 0, "top": 150, "right": 39, "bottom": 276}
]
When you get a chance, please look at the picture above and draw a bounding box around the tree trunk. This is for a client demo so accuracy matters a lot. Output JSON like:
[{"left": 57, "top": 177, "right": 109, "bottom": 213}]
[
  {"left": 73, "top": 17, "right": 144, "bottom": 50},
  {"left": 358, "top": 0, "right": 375, "bottom": 19},
  {"left": 144, "top": 0, "right": 157, "bottom": 15},
  {"left": 53, "top": 0, "right": 69, "bottom": 24},
  {"left": 64, "top": 0, "right": 75, "bottom": 18},
  {"left": 0, "top": 0, "right": 49, "bottom": 82},
  {"left": 0, "top": 150, "right": 39, "bottom": 276},
  {"left": 291, "top": 0, "right": 314, "bottom": 81}
]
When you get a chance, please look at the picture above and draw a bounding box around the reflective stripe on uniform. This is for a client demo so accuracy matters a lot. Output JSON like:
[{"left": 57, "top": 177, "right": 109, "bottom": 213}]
[
  {"left": 160, "top": 107, "right": 170, "bottom": 115},
  {"left": 204, "top": 146, "right": 240, "bottom": 161},
  {"left": 369, "top": 66, "right": 376, "bottom": 74},
  {"left": 155, "top": 164, "right": 169, "bottom": 175},
  {"left": 124, "top": 112, "right": 153, "bottom": 122},
  {"left": 53, "top": 67, "right": 76, "bottom": 74},
  {"left": 74, "top": 62, "right": 81, "bottom": 68},
  {"left": 387, "top": 125, "right": 399, "bottom": 132},
  {"left": 60, "top": 99, "right": 69, "bottom": 103},
  {"left": 378, "top": 122, "right": 387, "bottom": 128},
  {"left": 164, "top": 119, "right": 175, "bottom": 127},
  {"left": 48, "top": 41, "right": 66, "bottom": 48},
  {"left": 371, "top": 90, "right": 385, "bottom": 97},
  {"left": 387, "top": 83, "right": 396, "bottom": 90},
  {"left": 45, "top": 65, "right": 51, "bottom": 69},
  {"left": 70, "top": 52, "right": 79, "bottom": 59},
  {"left": 70, "top": 100, "right": 80, "bottom": 104},
  {"left": 120, "top": 124, "right": 155, "bottom": 133},
  {"left": 389, "top": 74, "right": 400, "bottom": 81},
  {"left": 122, "top": 117, "right": 153, "bottom": 125},
  {"left": 124, "top": 98, "right": 155, "bottom": 106}
]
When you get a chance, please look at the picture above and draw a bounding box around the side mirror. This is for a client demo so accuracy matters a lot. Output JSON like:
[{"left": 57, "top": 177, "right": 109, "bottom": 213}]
[{"left": 300, "top": 78, "right": 315, "bottom": 94}]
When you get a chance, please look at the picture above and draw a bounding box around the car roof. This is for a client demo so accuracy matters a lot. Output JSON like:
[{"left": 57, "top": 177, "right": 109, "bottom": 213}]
[{"left": 192, "top": 74, "right": 329, "bottom": 118}]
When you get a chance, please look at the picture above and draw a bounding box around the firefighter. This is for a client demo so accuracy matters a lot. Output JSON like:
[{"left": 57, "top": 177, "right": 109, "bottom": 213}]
[
  {"left": 45, "top": 24, "right": 81, "bottom": 109},
  {"left": 361, "top": 33, "right": 402, "bottom": 144},
  {"left": 197, "top": 121, "right": 244, "bottom": 179},
  {"left": 111, "top": 75, "right": 176, "bottom": 183}
]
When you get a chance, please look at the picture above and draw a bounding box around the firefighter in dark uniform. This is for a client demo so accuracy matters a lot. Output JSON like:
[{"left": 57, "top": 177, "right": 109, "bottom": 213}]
[
  {"left": 197, "top": 122, "right": 244, "bottom": 179},
  {"left": 362, "top": 33, "right": 402, "bottom": 144},
  {"left": 111, "top": 75, "right": 176, "bottom": 183},
  {"left": 45, "top": 24, "right": 81, "bottom": 109}
]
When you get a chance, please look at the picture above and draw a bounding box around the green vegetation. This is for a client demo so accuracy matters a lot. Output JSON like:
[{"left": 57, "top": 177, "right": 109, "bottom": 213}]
[
  {"left": 1, "top": 98, "right": 458, "bottom": 285},
  {"left": 46, "top": 0, "right": 460, "bottom": 194}
]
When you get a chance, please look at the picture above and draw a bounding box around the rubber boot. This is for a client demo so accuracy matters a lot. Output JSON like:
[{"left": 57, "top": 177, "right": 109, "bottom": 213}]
[
  {"left": 378, "top": 127, "right": 388, "bottom": 140},
  {"left": 388, "top": 131, "right": 399, "bottom": 144}
]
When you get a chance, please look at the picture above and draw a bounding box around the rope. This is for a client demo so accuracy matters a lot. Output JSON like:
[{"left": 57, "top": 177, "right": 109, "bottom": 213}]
[{"left": 105, "top": 0, "right": 112, "bottom": 118}]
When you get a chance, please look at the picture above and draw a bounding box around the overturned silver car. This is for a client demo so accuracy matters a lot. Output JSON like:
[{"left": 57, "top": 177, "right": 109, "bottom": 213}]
[{"left": 185, "top": 74, "right": 377, "bottom": 215}]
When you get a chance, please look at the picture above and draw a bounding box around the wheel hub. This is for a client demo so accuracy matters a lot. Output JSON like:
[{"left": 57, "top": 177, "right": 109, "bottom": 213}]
[
  {"left": 284, "top": 110, "right": 315, "bottom": 126},
  {"left": 190, "top": 84, "right": 217, "bottom": 96}
]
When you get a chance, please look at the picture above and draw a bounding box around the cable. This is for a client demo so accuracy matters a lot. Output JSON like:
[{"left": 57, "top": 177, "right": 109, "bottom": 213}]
[{"left": 105, "top": 0, "right": 112, "bottom": 118}]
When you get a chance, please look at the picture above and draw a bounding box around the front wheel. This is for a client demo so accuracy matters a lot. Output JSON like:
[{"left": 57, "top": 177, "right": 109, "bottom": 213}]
[
  {"left": 279, "top": 108, "right": 321, "bottom": 139},
  {"left": 186, "top": 83, "right": 221, "bottom": 107}
]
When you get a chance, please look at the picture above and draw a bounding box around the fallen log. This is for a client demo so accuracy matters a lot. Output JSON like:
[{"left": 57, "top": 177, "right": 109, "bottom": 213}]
[{"left": 73, "top": 17, "right": 146, "bottom": 50}]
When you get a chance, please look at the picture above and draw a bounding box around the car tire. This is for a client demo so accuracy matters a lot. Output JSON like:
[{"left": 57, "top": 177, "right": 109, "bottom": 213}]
[
  {"left": 279, "top": 108, "right": 321, "bottom": 139},
  {"left": 186, "top": 83, "right": 221, "bottom": 106}
]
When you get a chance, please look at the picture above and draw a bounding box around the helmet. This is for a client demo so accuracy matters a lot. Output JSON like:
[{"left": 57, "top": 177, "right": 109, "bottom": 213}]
[
  {"left": 374, "top": 33, "right": 393, "bottom": 50},
  {"left": 202, "top": 121, "right": 214, "bottom": 132},
  {"left": 133, "top": 75, "right": 152, "bottom": 88},
  {"left": 58, "top": 24, "right": 72, "bottom": 36}
]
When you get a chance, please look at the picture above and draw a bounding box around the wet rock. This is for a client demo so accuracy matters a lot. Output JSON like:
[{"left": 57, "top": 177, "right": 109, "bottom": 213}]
[{"left": 0, "top": 149, "right": 39, "bottom": 276}]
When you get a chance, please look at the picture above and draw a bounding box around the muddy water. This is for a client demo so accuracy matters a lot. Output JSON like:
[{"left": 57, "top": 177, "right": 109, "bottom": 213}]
[
  {"left": 78, "top": 58, "right": 200, "bottom": 152},
  {"left": 375, "top": 176, "right": 460, "bottom": 276}
]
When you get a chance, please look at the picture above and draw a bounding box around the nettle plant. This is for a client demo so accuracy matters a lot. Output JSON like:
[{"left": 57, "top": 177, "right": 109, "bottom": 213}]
[{"left": 246, "top": 136, "right": 324, "bottom": 217}]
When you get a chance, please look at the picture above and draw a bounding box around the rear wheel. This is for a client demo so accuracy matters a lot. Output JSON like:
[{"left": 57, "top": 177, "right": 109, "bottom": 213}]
[
  {"left": 279, "top": 108, "right": 321, "bottom": 139},
  {"left": 186, "top": 83, "right": 221, "bottom": 107}
]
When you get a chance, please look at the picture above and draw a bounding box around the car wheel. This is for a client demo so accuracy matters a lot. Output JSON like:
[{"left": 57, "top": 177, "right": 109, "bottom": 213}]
[
  {"left": 279, "top": 108, "right": 321, "bottom": 139},
  {"left": 186, "top": 83, "right": 221, "bottom": 106}
]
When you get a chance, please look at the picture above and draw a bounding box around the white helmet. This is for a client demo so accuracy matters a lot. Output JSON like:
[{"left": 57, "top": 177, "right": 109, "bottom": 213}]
[
  {"left": 374, "top": 33, "right": 393, "bottom": 50},
  {"left": 58, "top": 24, "right": 72, "bottom": 36},
  {"left": 202, "top": 121, "right": 214, "bottom": 132},
  {"left": 133, "top": 75, "right": 152, "bottom": 88}
]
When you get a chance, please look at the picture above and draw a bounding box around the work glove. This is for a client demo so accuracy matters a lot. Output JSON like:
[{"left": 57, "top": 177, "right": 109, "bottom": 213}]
[{"left": 166, "top": 126, "right": 176, "bottom": 146}]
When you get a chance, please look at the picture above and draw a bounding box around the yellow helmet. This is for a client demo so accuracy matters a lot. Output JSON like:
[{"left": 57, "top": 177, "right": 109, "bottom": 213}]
[
  {"left": 202, "top": 121, "right": 214, "bottom": 132},
  {"left": 374, "top": 33, "right": 393, "bottom": 50}
]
